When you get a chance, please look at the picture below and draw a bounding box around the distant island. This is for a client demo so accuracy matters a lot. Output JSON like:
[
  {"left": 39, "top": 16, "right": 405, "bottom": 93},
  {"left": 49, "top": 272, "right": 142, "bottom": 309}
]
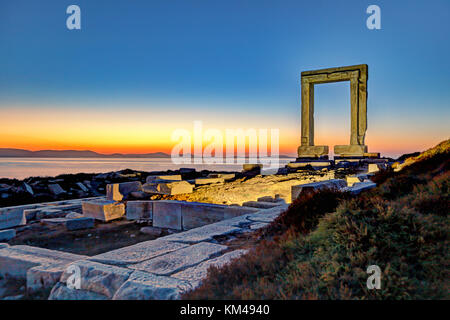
[
  {"left": 0, "top": 148, "right": 171, "bottom": 158},
  {"left": 0, "top": 148, "right": 295, "bottom": 159}
]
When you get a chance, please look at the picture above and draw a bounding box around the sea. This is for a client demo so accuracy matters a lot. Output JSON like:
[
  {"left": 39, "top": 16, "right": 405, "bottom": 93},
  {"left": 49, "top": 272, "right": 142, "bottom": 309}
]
[{"left": 0, "top": 158, "right": 295, "bottom": 180}]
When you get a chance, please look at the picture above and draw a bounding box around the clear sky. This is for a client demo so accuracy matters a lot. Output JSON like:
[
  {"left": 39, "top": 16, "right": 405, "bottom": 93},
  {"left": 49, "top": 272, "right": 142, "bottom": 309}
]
[{"left": 0, "top": 0, "right": 449, "bottom": 158}]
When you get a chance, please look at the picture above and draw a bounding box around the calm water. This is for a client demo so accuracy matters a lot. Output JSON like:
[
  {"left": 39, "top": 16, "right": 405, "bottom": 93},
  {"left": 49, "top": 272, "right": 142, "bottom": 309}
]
[{"left": 0, "top": 158, "right": 294, "bottom": 180}]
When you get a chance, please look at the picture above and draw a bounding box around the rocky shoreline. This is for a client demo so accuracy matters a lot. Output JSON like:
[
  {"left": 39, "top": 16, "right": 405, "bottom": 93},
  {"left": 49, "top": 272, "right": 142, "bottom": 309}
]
[{"left": 0, "top": 168, "right": 245, "bottom": 208}]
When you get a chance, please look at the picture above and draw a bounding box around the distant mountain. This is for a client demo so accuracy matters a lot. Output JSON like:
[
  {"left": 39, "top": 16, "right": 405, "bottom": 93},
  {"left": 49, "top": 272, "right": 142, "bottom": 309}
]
[
  {"left": 0, "top": 148, "right": 296, "bottom": 159},
  {"left": 0, "top": 148, "right": 171, "bottom": 158}
]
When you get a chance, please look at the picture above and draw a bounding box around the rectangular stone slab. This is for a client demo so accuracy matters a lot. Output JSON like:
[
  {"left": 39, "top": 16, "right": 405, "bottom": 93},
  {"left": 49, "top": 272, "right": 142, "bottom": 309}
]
[
  {"left": 0, "top": 205, "right": 27, "bottom": 230},
  {"left": 106, "top": 181, "right": 143, "bottom": 201},
  {"left": 88, "top": 239, "right": 188, "bottom": 266},
  {"left": 181, "top": 202, "right": 228, "bottom": 230},
  {"left": 129, "top": 242, "right": 227, "bottom": 276},
  {"left": 163, "top": 223, "right": 242, "bottom": 244},
  {"left": 0, "top": 245, "right": 86, "bottom": 279},
  {"left": 82, "top": 200, "right": 125, "bottom": 222},
  {"left": 112, "top": 270, "right": 192, "bottom": 300},
  {"left": 126, "top": 200, "right": 153, "bottom": 221},
  {"left": 172, "top": 249, "right": 248, "bottom": 287},
  {"left": 152, "top": 201, "right": 182, "bottom": 230},
  {"left": 291, "top": 179, "right": 347, "bottom": 201},
  {"left": 58, "top": 260, "right": 133, "bottom": 299}
]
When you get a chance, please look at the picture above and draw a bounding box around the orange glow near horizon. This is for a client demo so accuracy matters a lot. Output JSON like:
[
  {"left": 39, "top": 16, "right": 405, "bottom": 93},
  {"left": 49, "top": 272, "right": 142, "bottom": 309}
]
[{"left": 0, "top": 106, "right": 447, "bottom": 158}]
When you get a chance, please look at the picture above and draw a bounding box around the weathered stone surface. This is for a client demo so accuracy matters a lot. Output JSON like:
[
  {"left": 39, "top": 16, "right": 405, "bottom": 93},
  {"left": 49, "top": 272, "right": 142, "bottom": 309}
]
[
  {"left": 0, "top": 245, "right": 86, "bottom": 282},
  {"left": 66, "top": 217, "right": 95, "bottom": 231},
  {"left": 249, "top": 222, "right": 269, "bottom": 230},
  {"left": 257, "top": 195, "right": 285, "bottom": 203},
  {"left": 181, "top": 202, "right": 228, "bottom": 230},
  {"left": 126, "top": 200, "right": 153, "bottom": 221},
  {"left": 0, "top": 205, "right": 27, "bottom": 230},
  {"left": 246, "top": 205, "right": 289, "bottom": 223},
  {"left": 222, "top": 206, "right": 260, "bottom": 220},
  {"left": 287, "top": 160, "right": 332, "bottom": 169},
  {"left": 242, "top": 201, "right": 281, "bottom": 209},
  {"left": 112, "top": 270, "right": 191, "bottom": 300},
  {"left": 291, "top": 179, "right": 347, "bottom": 201},
  {"left": 0, "top": 229, "right": 16, "bottom": 241},
  {"left": 346, "top": 175, "right": 364, "bottom": 186},
  {"left": 35, "top": 209, "right": 65, "bottom": 220},
  {"left": 41, "top": 217, "right": 69, "bottom": 225},
  {"left": 346, "top": 181, "right": 377, "bottom": 194},
  {"left": 207, "top": 173, "right": 235, "bottom": 180},
  {"left": 139, "top": 226, "right": 163, "bottom": 237},
  {"left": 195, "top": 177, "right": 225, "bottom": 185},
  {"left": 163, "top": 223, "right": 242, "bottom": 244},
  {"left": 172, "top": 250, "right": 248, "bottom": 287},
  {"left": 334, "top": 144, "right": 368, "bottom": 157},
  {"left": 58, "top": 260, "right": 133, "bottom": 298},
  {"left": 146, "top": 175, "right": 182, "bottom": 183},
  {"left": 129, "top": 191, "right": 147, "bottom": 199},
  {"left": 48, "top": 183, "right": 66, "bottom": 195},
  {"left": 106, "top": 181, "right": 143, "bottom": 201},
  {"left": 130, "top": 242, "right": 227, "bottom": 276},
  {"left": 65, "top": 212, "right": 84, "bottom": 219},
  {"left": 89, "top": 239, "right": 188, "bottom": 266},
  {"left": 76, "top": 182, "right": 89, "bottom": 192},
  {"left": 49, "top": 282, "right": 108, "bottom": 300},
  {"left": 157, "top": 181, "right": 193, "bottom": 195},
  {"left": 297, "top": 145, "right": 329, "bottom": 158},
  {"left": 242, "top": 164, "right": 262, "bottom": 172},
  {"left": 368, "top": 163, "right": 380, "bottom": 173},
  {"left": 82, "top": 200, "right": 125, "bottom": 222},
  {"left": 152, "top": 201, "right": 182, "bottom": 230},
  {"left": 23, "top": 182, "right": 34, "bottom": 195}
]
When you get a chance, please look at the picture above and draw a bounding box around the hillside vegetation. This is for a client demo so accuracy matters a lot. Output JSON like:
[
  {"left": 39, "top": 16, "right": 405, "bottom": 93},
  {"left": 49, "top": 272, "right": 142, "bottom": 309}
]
[{"left": 183, "top": 139, "right": 449, "bottom": 299}]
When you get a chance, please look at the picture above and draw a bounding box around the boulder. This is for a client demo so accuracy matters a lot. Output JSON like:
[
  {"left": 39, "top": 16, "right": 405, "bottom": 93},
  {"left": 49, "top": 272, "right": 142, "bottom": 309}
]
[
  {"left": 76, "top": 182, "right": 89, "bottom": 192},
  {"left": 82, "top": 200, "right": 125, "bottom": 222},
  {"left": 48, "top": 184, "right": 66, "bottom": 195},
  {"left": 23, "top": 183, "right": 34, "bottom": 195},
  {"left": 106, "top": 181, "right": 143, "bottom": 201}
]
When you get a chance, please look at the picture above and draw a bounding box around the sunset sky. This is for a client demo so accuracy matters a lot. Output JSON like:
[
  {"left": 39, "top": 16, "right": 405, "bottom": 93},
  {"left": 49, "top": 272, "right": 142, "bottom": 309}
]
[{"left": 0, "top": 0, "right": 449, "bottom": 158}]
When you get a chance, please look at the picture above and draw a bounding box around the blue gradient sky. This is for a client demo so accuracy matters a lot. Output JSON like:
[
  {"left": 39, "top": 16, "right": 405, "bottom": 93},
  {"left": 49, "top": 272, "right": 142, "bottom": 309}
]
[{"left": 0, "top": 0, "right": 449, "bottom": 157}]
